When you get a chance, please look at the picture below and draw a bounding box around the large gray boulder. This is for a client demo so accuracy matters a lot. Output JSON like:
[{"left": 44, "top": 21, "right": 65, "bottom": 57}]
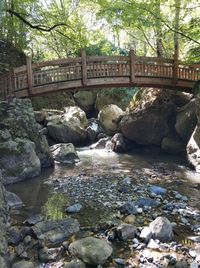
[
  {"left": 74, "top": 90, "right": 97, "bottom": 115},
  {"left": 98, "top": 104, "right": 124, "bottom": 135},
  {"left": 120, "top": 103, "right": 176, "bottom": 145},
  {"left": 0, "top": 172, "right": 9, "bottom": 268},
  {"left": 110, "top": 133, "right": 133, "bottom": 152},
  {"left": 0, "top": 99, "right": 54, "bottom": 168},
  {"left": 149, "top": 216, "right": 173, "bottom": 242},
  {"left": 0, "top": 138, "right": 41, "bottom": 184},
  {"left": 64, "top": 260, "right": 86, "bottom": 268},
  {"left": 86, "top": 118, "right": 104, "bottom": 143},
  {"left": 175, "top": 99, "right": 197, "bottom": 142},
  {"left": 187, "top": 126, "right": 200, "bottom": 172},
  {"left": 11, "top": 260, "right": 35, "bottom": 268},
  {"left": 50, "top": 143, "right": 80, "bottom": 164},
  {"left": 69, "top": 237, "right": 113, "bottom": 265},
  {"left": 47, "top": 106, "right": 88, "bottom": 145},
  {"left": 187, "top": 97, "right": 200, "bottom": 172}
]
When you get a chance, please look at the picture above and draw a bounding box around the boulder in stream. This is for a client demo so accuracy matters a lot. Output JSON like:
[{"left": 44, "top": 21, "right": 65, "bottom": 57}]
[
  {"left": 0, "top": 99, "right": 54, "bottom": 169},
  {"left": 69, "top": 237, "right": 113, "bottom": 265},
  {"left": 47, "top": 106, "right": 88, "bottom": 145},
  {"left": 175, "top": 98, "right": 197, "bottom": 142},
  {"left": 110, "top": 133, "right": 133, "bottom": 152},
  {"left": 120, "top": 103, "right": 176, "bottom": 145},
  {"left": 0, "top": 138, "right": 41, "bottom": 184},
  {"left": 50, "top": 143, "right": 80, "bottom": 164},
  {"left": 98, "top": 104, "right": 124, "bottom": 135}
]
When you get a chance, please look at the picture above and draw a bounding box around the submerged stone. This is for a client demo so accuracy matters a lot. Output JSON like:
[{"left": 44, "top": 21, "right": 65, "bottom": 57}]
[
  {"left": 50, "top": 143, "right": 80, "bottom": 164},
  {"left": 24, "top": 214, "right": 44, "bottom": 225},
  {"left": 150, "top": 185, "right": 167, "bottom": 196},
  {"left": 119, "top": 201, "right": 138, "bottom": 215},
  {"left": 5, "top": 191, "right": 24, "bottom": 209},
  {"left": 135, "top": 198, "right": 160, "bottom": 208}
]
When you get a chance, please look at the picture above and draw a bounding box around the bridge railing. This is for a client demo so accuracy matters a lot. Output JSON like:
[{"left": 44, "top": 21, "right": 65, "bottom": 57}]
[{"left": 0, "top": 50, "right": 199, "bottom": 100}]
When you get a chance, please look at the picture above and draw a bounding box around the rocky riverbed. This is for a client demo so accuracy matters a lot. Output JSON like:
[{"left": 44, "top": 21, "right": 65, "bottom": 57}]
[{"left": 6, "top": 148, "right": 200, "bottom": 268}]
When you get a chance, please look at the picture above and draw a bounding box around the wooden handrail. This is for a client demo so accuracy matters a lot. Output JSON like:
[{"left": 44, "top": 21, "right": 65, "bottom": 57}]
[{"left": 0, "top": 49, "right": 199, "bottom": 100}]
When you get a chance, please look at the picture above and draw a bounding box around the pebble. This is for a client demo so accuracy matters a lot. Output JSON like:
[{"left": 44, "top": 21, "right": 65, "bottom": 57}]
[
  {"left": 140, "top": 227, "right": 152, "bottom": 241},
  {"left": 147, "top": 239, "right": 159, "bottom": 249},
  {"left": 124, "top": 215, "right": 136, "bottom": 224},
  {"left": 195, "top": 254, "right": 200, "bottom": 262},
  {"left": 181, "top": 217, "right": 188, "bottom": 224},
  {"left": 65, "top": 203, "right": 82, "bottom": 213},
  {"left": 190, "top": 262, "right": 198, "bottom": 268},
  {"left": 189, "top": 250, "right": 197, "bottom": 258},
  {"left": 114, "top": 258, "right": 126, "bottom": 265},
  {"left": 137, "top": 207, "right": 143, "bottom": 213}
]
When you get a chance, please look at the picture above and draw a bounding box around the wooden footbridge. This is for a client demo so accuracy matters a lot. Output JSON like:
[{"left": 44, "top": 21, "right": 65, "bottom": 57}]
[{"left": 0, "top": 50, "right": 199, "bottom": 100}]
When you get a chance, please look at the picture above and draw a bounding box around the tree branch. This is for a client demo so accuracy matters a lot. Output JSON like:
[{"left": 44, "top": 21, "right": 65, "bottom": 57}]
[
  {"left": 6, "top": 9, "right": 71, "bottom": 32},
  {"left": 121, "top": 0, "right": 200, "bottom": 46}
]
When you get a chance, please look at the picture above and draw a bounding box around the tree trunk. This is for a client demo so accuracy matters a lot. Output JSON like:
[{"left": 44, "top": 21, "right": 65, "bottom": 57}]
[
  {"left": 174, "top": 0, "right": 181, "bottom": 61},
  {"left": 155, "top": 0, "right": 164, "bottom": 57}
]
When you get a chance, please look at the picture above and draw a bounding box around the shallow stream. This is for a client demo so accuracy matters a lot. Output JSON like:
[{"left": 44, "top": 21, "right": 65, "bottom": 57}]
[
  {"left": 7, "top": 148, "right": 200, "bottom": 231},
  {"left": 6, "top": 148, "right": 200, "bottom": 267}
]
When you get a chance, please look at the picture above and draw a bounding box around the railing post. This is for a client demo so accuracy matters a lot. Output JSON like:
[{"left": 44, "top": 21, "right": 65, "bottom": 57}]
[
  {"left": 130, "top": 49, "right": 136, "bottom": 83},
  {"left": 26, "top": 57, "right": 33, "bottom": 95},
  {"left": 173, "top": 51, "right": 178, "bottom": 84},
  {"left": 81, "top": 50, "right": 87, "bottom": 86}
]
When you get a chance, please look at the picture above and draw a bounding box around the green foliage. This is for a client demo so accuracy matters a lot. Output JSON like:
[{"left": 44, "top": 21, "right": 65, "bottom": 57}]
[
  {"left": 0, "top": 0, "right": 199, "bottom": 63},
  {"left": 84, "top": 39, "right": 128, "bottom": 56}
]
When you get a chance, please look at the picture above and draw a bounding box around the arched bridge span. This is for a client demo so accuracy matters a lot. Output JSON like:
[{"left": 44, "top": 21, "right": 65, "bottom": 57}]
[{"left": 0, "top": 50, "right": 199, "bottom": 100}]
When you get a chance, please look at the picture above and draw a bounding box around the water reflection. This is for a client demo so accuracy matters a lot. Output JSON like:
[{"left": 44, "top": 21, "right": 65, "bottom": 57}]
[{"left": 6, "top": 148, "right": 200, "bottom": 223}]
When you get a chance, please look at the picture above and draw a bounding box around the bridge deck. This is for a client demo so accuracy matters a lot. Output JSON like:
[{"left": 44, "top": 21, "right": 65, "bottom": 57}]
[{"left": 0, "top": 50, "right": 199, "bottom": 100}]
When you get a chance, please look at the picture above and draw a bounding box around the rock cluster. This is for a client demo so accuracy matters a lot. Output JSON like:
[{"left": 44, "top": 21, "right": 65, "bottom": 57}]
[
  {"left": 187, "top": 93, "right": 200, "bottom": 171},
  {"left": 0, "top": 99, "right": 54, "bottom": 184},
  {"left": 7, "top": 165, "right": 200, "bottom": 267},
  {"left": 0, "top": 172, "right": 9, "bottom": 268}
]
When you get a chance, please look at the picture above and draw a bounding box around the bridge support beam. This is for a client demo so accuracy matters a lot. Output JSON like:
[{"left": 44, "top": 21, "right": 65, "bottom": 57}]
[
  {"left": 130, "top": 49, "right": 136, "bottom": 83},
  {"left": 81, "top": 50, "right": 87, "bottom": 86}
]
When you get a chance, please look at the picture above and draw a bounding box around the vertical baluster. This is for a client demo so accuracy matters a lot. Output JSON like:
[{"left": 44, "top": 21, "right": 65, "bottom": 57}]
[
  {"left": 130, "top": 49, "right": 135, "bottom": 83},
  {"left": 81, "top": 50, "right": 87, "bottom": 86}
]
